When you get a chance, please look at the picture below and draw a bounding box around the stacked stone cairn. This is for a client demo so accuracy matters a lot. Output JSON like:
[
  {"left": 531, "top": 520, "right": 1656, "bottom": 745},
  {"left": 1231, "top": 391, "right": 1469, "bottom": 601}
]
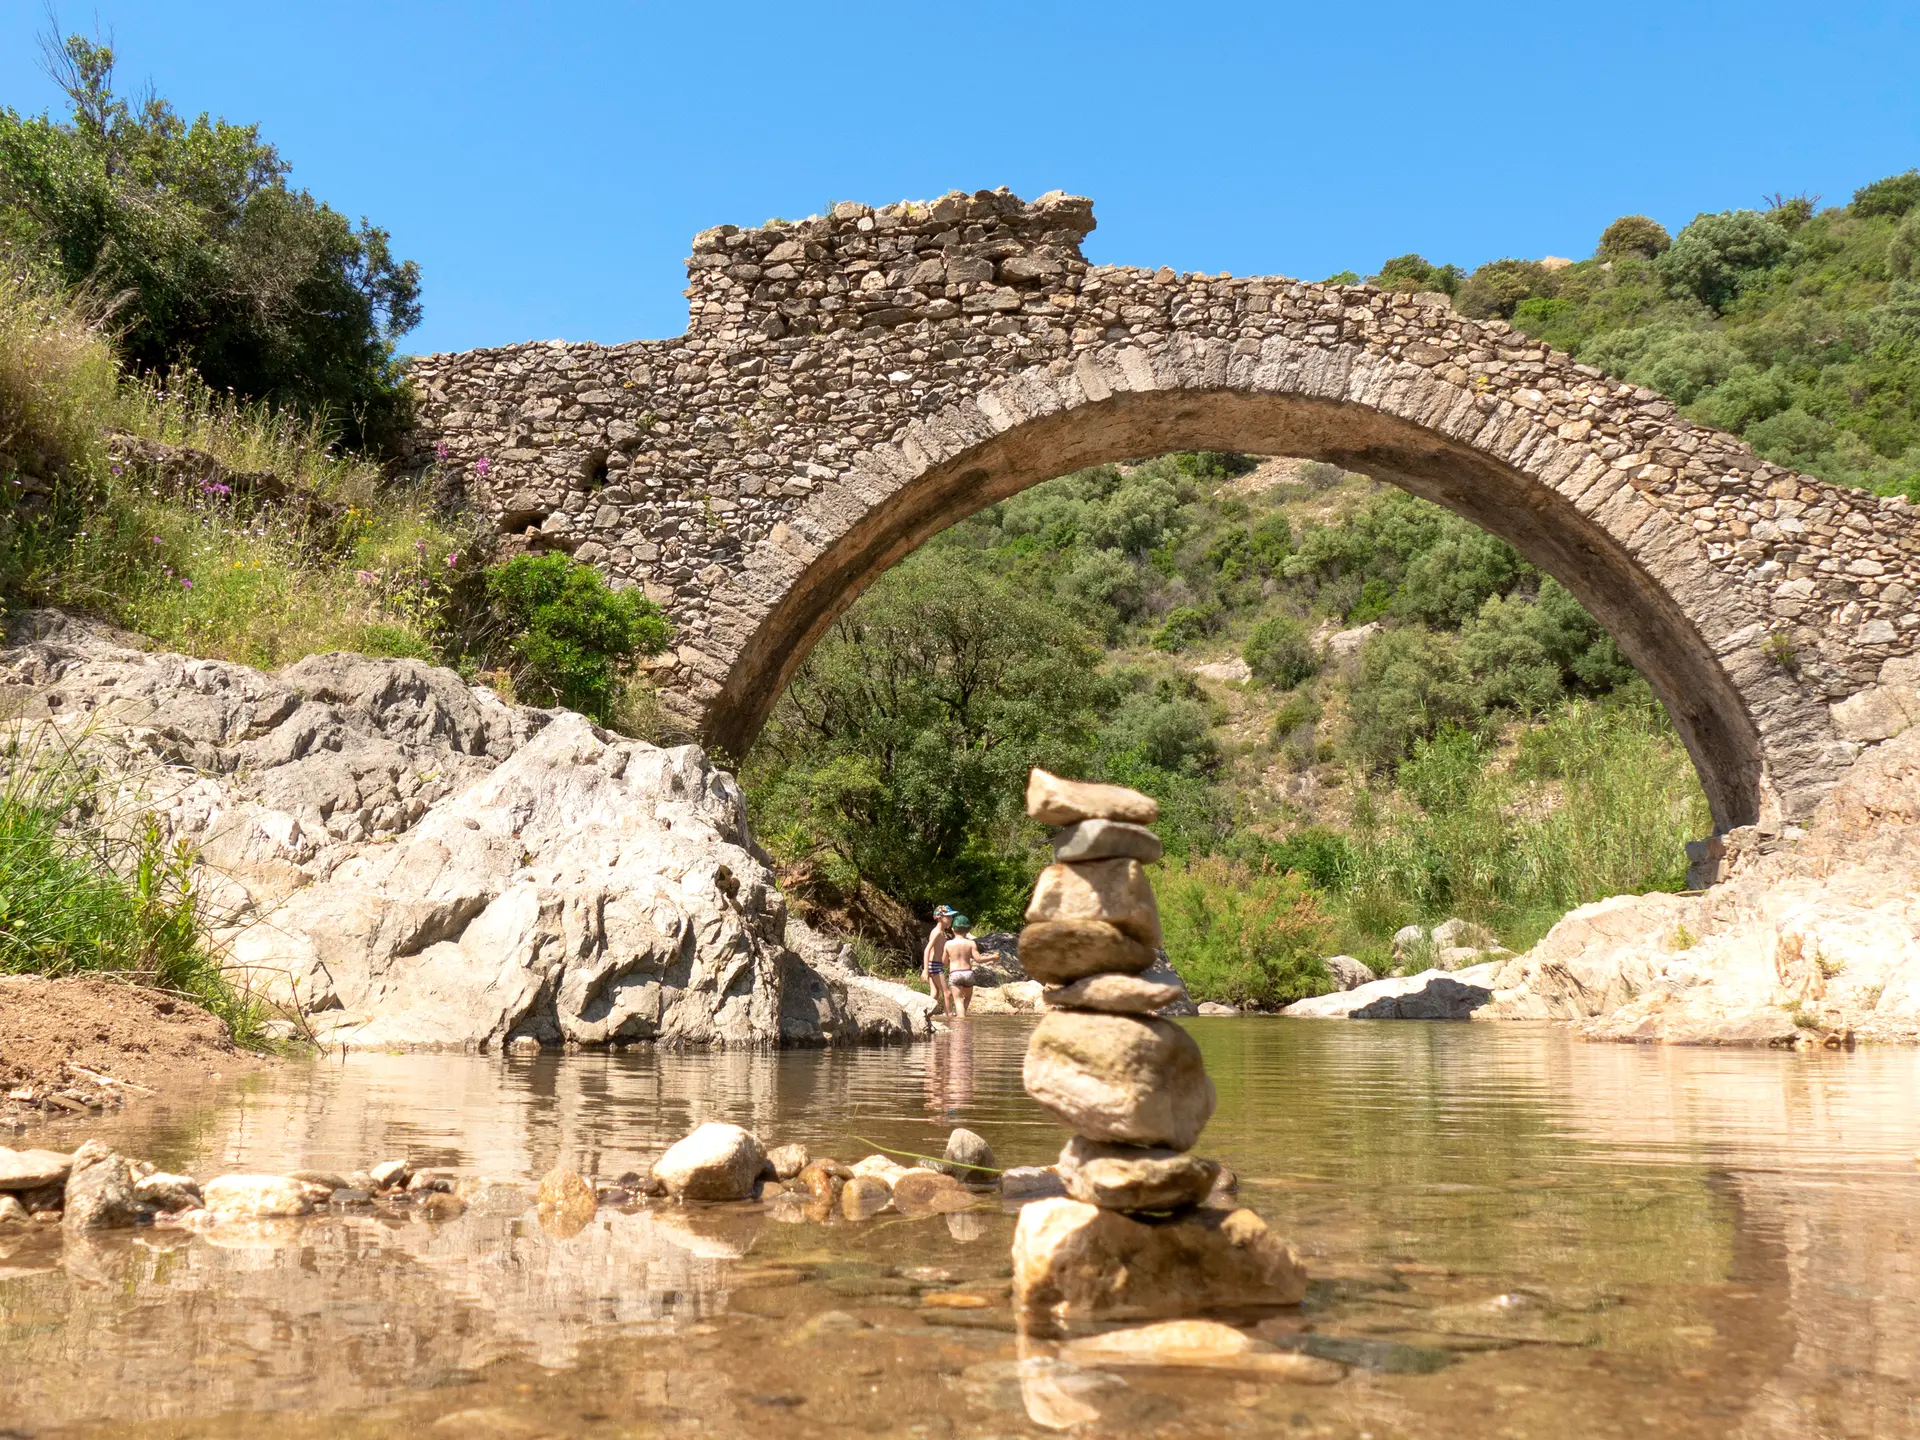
[{"left": 1012, "top": 768, "right": 1307, "bottom": 1330}]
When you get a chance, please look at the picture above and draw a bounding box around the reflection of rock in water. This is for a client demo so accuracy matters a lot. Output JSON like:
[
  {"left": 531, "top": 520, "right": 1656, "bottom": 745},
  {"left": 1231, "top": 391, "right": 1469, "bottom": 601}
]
[{"left": 0, "top": 1206, "right": 749, "bottom": 1426}]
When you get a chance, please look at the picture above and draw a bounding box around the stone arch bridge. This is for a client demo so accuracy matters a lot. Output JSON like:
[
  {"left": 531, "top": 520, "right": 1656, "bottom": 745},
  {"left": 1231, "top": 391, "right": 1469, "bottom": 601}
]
[{"left": 409, "top": 189, "right": 1920, "bottom": 837}]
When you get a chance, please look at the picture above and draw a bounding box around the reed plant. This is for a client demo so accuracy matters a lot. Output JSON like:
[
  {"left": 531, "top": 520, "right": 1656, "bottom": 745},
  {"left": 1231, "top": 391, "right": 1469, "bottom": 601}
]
[{"left": 1157, "top": 853, "right": 1335, "bottom": 1008}]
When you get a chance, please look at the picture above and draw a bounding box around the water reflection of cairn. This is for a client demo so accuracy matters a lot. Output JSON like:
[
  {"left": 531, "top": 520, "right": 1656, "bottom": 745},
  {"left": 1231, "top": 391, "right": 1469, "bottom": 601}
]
[{"left": 1013, "top": 768, "right": 1306, "bottom": 1328}]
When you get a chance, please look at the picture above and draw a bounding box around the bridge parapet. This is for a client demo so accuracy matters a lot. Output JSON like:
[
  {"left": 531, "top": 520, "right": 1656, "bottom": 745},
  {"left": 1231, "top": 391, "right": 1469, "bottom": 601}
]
[{"left": 409, "top": 189, "right": 1920, "bottom": 829}]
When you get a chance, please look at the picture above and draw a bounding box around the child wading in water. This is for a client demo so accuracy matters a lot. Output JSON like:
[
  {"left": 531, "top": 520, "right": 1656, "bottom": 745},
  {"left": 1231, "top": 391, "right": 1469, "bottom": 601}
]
[
  {"left": 942, "top": 916, "right": 983, "bottom": 1018},
  {"left": 922, "top": 906, "right": 955, "bottom": 1015}
]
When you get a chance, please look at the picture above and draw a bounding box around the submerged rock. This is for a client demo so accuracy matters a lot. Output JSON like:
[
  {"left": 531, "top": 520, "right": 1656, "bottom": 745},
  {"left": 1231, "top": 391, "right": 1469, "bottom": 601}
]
[
  {"left": 201, "top": 1174, "right": 330, "bottom": 1219},
  {"left": 653, "top": 1123, "right": 765, "bottom": 1201},
  {"left": 1013, "top": 1198, "right": 1307, "bottom": 1325},
  {"left": 1023, "top": 1011, "right": 1216, "bottom": 1150},
  {"left": 534, "top": 1166, "right": 597, "bottom": 1236},
  {"left": 133, "top": 1172, "right": 203, "bottom": 1211},
  {"left": 938, "top": 1128, "right": 996, "bottom": 1184},
  {"left": 889, "top": 1170, "right": 974, "bottom": 1216}
]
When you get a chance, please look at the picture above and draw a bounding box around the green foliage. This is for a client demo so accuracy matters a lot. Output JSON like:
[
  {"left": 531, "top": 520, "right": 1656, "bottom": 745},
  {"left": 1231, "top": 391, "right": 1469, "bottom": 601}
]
[
  {"left": 1598, "top": 215, "right": 1671, "bottom": 261},
  {"left": 1369, "top": 254, "right": 1463, "bottom": 295},
  {"left": 483, "top": 553, "right": 671, "bottom": 724},
  {"left": 1851, "top": 169, "right": 1920, "bottom": 219},
  {"left": 1152, "top": 603, "right": 1219, "bottom": 651},
  {"left": 1243, "top": 615, "right": 1316, "bottom": 688},
  {"left": 746, "top": 551, "right": 1105, "bottom": 923},
  {"left": 1657, "top": 210, "right": 1791, "bottom": 310},
  {"left": 1458, "top": 259, "right": 1557, "bottom": 319},
  {"left": 0, "top": 727, "right": 266, "bottom": 1044},
  {"left": 0, "top": 36, "right": 421, "bottom": 452},
  {"left": 1156, "top": 854, "right": 1334, "bottom": 1008}
]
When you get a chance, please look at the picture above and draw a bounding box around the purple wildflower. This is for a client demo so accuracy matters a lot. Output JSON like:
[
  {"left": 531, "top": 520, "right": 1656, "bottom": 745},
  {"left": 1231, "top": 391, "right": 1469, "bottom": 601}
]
[
  {"left": 474, "top": 457, "right": 491, "bottom": 477},
  {"left": 111, "top": 464, "right": 123, "bottom": 476},
  {"left": 200, "top": 481, "right": 232, "bottom": 497},
  {"left": 434, "top": 442, "right": 450, "bottom": 463},
  {"left": 150, "top": 535, "right": 163, "bottom": 545},
  {"left": 180, "top": 578, "right": 193, "bottom": 591},
  {"left": 355, "top": 569, "right": 377, "bottom": 585},
  {"left": 445, "top": 551, "right": 460, "bottom": 569}
]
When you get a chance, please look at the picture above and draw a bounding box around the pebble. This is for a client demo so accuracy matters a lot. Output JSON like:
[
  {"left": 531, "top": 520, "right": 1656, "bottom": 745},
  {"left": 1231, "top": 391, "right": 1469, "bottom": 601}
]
[
  {"left": 938, "top": 1127, "right": 996, "bottom": 1184},
  {"left": 62, "top": 1141, "right": 139, "bottom": 1230},
  {"left": 202, "top": 1174, "right": 330, "bottom": 1219},
  {"left": 369, "top": 1159, "right": 411, "bottom": 1190},
  {"left": 0, "top": 1147, "right": 73, "bottom": 1191},
  {"left": 891, "top": 1169, "right": 975, "bottom": 1216},
  {"left": 841, "top": 1175, "right": 893, "bottom": 1220},
  {"left": 766, "top": 1143, "right": 810, "bottom": 1180}
]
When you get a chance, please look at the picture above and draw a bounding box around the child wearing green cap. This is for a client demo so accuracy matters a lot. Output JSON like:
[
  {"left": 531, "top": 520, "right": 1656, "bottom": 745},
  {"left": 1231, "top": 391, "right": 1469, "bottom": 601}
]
[{"left": 941, "top": 916, "right": 982, "bottom": 1018}]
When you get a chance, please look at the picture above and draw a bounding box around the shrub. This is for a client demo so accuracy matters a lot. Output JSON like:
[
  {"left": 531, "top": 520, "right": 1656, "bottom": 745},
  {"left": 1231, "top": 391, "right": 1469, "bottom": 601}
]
[
  {"left": 483, "top": 553, "right": 671, "bottom": 723},
  {"left": 1888, "top": 213, "right": 1920, "bottom": 281},
  {"left": 1158, "top": 854, "right": 1334, "bottom": 1007},
  {"left": 1658, "top": 211, "right": 1791, "bottom": 310},
  {"left": 1243, "top": 615, "right": 1316, "bottom": 688},
  {"left": 1851, "top": 169, "right": 1920, "bottom": 220},
  {"left": 1152, "top": 603, "right": 1220, "bottom": 651},
  {"left": 1597, "top": 215, "right": 1672, "bottom": 262}
]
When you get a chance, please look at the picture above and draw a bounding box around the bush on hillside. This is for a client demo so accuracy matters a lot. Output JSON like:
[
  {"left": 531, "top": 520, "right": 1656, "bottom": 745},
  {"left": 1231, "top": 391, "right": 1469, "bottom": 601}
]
[
  {"left": 484, "top": 553, "right": 671, "bottom": 724},
  {"left": 1597, "top": 215, "right": 1671, "bottom": 261},
  {"left": 1851, "top": 169, "right": 1920, "bottom": 219},
  {"left": 0, "top": 37, "right": 421, "bottom": 452},
  {"left": 1457, "top": 259, "right": 1557, "bottom": 319},
  {"left": 1657, "top": 211, "right": 1791, "bottom": 310},
  {"left": 1243, "top": 615, "right": 1316, "bottom": 688}
]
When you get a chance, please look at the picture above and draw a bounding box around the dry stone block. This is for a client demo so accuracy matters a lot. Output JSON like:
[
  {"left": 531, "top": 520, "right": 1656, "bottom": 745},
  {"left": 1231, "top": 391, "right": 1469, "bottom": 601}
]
[
  {"left": 1013, "top": 1198, "right": 1307, "bottom": 1326},
  {"left": 1058, "top": 1135, "right": 1220, "bottom": 1211},
  {"left": 1043, "top": 972, "right": 1186, "bottom": 1014},
  {"left": 1027, "top": 769, "right": 1160, "bottom": 826},
  {"left": 1017, "top": 920, "right": 1158, "bottom": 983},
  {"left": 1051, "top": 819, "right": 1163, "bottom": 864},
  {"left": 1023, "top": 1011, "right": 1216, "bottom": 1149},
  {"left": 1027, "top": 860, "right": 1162, "bottom": 948}
]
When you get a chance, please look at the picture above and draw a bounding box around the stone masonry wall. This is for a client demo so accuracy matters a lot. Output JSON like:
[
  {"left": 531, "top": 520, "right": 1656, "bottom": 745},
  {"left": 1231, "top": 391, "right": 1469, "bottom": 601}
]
[{"left": 407, "top": 188, "right": 1920, "bottom": 829}]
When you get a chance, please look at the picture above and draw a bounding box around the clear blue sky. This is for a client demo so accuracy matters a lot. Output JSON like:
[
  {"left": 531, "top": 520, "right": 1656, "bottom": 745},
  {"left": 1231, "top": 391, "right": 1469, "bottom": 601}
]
[{"left": 4, "top": 2, "right": 1917, "bottom": 356}]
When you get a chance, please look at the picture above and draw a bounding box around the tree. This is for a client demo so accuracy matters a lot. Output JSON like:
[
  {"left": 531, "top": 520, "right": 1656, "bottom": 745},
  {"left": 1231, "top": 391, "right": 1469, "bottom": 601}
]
[
  {"left": 1457, "top": 259, "right": 1556, "bottom": 319},
  {"left": 746, "top": 551, "right": 1105, "bottom": 922},
  {"left": 1369, "top": 253, "right": 1463, "bottom": 295},
  {"left": 1597, "top": 214, "right": 1671, "bottom": 262},
  {"left": 1851, "top": 169, "right": 1920, "bottom": 220},
  {"left": 0, "top": 36, "right": 422, "bottom": 451},
  {"left": 1657, "top": 211, "right": 1790, "bottom": 311}
]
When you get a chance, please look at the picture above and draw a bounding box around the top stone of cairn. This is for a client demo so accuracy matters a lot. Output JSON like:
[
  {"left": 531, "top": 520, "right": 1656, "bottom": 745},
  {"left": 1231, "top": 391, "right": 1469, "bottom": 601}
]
[{"left": 1027, "top": 769, "right": 1160, "bottom": 827}]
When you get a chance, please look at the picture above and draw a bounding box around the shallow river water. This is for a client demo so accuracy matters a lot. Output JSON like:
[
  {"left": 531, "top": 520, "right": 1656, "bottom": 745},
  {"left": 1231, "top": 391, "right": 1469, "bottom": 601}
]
[{"left": 3, "top": 1018, "right": 1918, "bottom": 1439}]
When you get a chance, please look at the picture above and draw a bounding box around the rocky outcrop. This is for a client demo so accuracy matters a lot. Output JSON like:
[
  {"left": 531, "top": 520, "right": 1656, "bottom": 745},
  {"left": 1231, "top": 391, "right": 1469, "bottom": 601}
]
[
  {"left": 1286, "top": 727, "right": 1920, "bottom": 1045},
  {"left": 0, "top": 612, "right": 924, "bottom": 1050}
]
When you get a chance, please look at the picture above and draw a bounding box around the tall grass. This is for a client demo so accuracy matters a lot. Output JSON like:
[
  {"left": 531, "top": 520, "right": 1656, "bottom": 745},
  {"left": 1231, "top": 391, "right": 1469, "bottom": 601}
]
[
  {"left": 0, "top": 726, "right": 266, "bottom": 1045},
  {"left": 1333, "top": 687, "right": 1710, "bottom": 961},
  {"left": 0, "top": 265, "right": 471, "bottom": 668}
]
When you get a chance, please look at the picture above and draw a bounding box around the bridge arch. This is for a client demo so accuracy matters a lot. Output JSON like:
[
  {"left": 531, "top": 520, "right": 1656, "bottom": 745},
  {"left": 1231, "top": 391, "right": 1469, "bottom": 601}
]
[{"left": 410, "top": 188, "right": 1920, "bottom": 838}]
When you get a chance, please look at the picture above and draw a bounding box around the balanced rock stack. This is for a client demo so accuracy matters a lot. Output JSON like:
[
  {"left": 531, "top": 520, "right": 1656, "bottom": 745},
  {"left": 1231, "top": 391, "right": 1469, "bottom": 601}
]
[{"left": 1013, "top": 768, "right": 1307, "bottom": 1329}]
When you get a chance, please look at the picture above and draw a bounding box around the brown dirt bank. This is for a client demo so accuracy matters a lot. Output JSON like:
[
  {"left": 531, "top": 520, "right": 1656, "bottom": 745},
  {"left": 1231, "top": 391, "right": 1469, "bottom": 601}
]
[{"left": 0, "top": 976, "right": 267, "bottom": 1127}]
